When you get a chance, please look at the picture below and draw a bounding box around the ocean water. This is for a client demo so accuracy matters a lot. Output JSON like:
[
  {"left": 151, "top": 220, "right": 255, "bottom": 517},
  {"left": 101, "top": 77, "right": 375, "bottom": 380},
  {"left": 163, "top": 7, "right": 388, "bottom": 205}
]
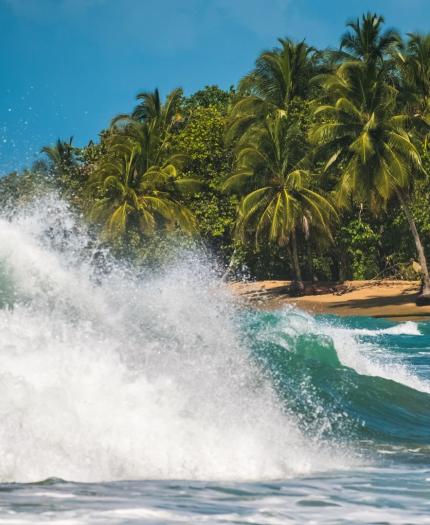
[{"left": 0, "top": 197, "right": 429, "bottom": 524}]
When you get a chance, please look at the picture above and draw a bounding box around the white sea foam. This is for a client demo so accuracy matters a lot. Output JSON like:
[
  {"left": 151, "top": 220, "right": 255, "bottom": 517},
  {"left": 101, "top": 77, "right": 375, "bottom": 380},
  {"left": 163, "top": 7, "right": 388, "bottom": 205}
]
[
  {"left": 346, "top": 321, "right": 421, "bottom": 337},
  {"left": 0, "top": 196, "right": 348, "bottom": 483},
  {"left": 326, "top": 320, "right": 421, "bottom": 339}
]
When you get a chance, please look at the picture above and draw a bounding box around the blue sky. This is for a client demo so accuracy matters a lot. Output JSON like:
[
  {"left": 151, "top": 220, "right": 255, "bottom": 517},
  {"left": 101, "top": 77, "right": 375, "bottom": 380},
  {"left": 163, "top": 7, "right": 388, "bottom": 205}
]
[{"left": 1, "top": 0, "right": 429, "bottom": 173}]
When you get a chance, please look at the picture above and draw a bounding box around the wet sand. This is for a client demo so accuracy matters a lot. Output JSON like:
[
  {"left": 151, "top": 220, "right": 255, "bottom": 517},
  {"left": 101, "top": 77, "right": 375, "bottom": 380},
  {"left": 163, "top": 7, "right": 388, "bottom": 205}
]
[{"left": 230, "top": 280, "right": 430, "bottom": 320}]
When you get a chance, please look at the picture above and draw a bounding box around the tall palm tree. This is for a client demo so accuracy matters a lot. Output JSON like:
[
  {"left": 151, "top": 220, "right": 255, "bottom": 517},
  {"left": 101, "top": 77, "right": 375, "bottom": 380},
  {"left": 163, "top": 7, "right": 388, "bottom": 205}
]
[
  {"left": 339, "top": 12, "right": 402, "bottom": 67},
  {"left": 241, "top": 38, "right": 319, "bottom": 103},
  {"left": 131, "top": 87, "right": 183, "bottom": 128},
  {"left": 109, "top": 118, "right": 168, "bottom": 174},
  {"left": 110, "top": 88, "right": 182, "bottom": 175},
  {"left": 224, "top": 115, "right": 336, "bottom": 290},
  {"left": 92, "top": 88, "right": 198, "bottom": 243},
  {"left": 90, "top": 124, "right": 198, "bottom": 242},
  {"left": 112, "top": 88, "right": 182, "bottom": 141},
  {"left": 398, "top": 33, "right": 430, "bottom": 120},
  {"left": 311, "top": 60, "right": 430, "bottom": 300},
  {"left": 228, "top": 39, "right": 321, "bottom": 140}
]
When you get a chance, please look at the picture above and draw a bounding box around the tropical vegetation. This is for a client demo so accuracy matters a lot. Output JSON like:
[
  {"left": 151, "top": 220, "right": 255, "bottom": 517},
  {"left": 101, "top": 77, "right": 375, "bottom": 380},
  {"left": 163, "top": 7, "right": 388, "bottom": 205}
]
[{"left": 3, "top": 12, "right": 430, "bottom": 302}]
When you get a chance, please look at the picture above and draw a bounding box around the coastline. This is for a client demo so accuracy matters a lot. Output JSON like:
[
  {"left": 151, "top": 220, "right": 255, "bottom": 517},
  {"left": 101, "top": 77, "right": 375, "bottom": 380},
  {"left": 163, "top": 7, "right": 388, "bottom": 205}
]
[{"left": 230, "top": 279, "right": 430, "bottom": 321}]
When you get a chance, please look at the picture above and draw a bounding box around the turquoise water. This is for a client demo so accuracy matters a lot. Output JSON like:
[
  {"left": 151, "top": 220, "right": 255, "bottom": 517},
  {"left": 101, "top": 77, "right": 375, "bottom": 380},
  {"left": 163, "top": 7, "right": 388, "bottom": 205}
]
[{"left": 0, "top": 198, "right": 429, "bottom": 524}]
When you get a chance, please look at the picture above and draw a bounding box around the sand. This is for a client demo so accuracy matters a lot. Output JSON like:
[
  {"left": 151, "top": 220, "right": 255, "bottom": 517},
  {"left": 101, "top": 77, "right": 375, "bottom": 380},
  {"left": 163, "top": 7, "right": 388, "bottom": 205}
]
[{"left": 230, "top": 280, "right": 430, "bottom": 320}]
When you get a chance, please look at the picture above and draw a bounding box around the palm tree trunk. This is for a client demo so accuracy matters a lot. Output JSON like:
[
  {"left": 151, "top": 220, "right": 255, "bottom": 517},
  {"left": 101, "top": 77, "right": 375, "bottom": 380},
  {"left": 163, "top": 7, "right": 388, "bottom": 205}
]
[
  {"left": 396, "top": 188, "right": 430, "bottom": 301},
  {"left": 290, "top": 229, "right": 304, "bottom": 295},
  {"left": 306, "top": 240, "right": 316, "bottom": 281}
]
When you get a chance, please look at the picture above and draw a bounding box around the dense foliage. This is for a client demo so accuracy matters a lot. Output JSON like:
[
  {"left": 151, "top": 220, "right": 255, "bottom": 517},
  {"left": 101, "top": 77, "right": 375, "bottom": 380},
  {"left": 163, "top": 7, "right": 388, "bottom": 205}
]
[{"left": 3, "top": 12, "right": 430, "bottom": 294}]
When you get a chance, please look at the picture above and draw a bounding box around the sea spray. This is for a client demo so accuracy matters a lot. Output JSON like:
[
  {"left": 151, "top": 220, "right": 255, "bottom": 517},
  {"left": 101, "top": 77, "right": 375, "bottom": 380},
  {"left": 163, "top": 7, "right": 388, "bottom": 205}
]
[{"left": 0, "top": 196, "right": 350, "bottom": 483}]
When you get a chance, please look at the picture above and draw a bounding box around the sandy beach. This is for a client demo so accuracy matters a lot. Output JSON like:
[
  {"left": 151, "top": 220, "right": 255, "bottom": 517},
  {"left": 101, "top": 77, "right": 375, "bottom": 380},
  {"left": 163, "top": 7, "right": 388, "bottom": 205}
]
[{"left": 230, "top": 279, "right": 430, "bottom": 320}]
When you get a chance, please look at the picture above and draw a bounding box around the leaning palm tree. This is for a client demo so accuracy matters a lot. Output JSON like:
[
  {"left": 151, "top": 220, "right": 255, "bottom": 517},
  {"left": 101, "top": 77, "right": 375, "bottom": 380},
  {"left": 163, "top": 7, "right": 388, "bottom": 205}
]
[
  {"left": 228, "top": 39, "right": 321, "bottom": 141},
  {"left": 311, "top": 60, "right": 430, "bottom": 301},
  {"left": 90, "top": 126, "right": 197, "bottom": 242},
  {"left": 224, "top": 115, "right": 336, "bottom": 290}
]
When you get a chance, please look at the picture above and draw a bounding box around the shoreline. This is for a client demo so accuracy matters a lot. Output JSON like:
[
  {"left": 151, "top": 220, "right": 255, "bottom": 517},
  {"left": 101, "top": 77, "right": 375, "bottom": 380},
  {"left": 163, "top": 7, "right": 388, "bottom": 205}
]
[{"left": 230, "top": 279, "right": 430, "bottom": 321}]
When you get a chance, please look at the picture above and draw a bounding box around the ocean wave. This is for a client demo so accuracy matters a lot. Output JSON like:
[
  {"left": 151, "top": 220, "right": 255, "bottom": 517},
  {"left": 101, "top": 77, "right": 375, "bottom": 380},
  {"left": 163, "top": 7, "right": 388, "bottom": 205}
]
[
  {"left": 245, "top": 307, "right": 430, "bottom": 445},
  {"left": 0, "top": 196, "right": 352, "bottom": 483}
]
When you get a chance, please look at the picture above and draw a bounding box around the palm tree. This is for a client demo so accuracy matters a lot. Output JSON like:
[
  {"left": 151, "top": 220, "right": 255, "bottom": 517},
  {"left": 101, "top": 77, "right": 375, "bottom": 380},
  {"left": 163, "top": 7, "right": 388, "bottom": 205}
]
[
  {"left": 108, "top": 118, "right": 168, "bottom": 174},
  {"left": 241, "top": 38, "right": 319, "bottom": 103},
  {"left": 41, "top": 137, "right": 87, "bottom": 204},
  {"left": 224, "top": 115, "right": 336, "bottom": 291},
  {"left": 228, "top": 39, "right": 321, "bottom": 140},
  {"left": 311, "top": 60, "right": 430, "bottom": 301},
  {"left": 90, "top": 88, "right": 200, "bottom": 243},
  {"left": 339, "top": 12, "right": 402, "bottom": 67},
  {"left": 131, "top": 87, "right": 183, "bottom": 127},
  {"left": 110, "top": 88, "right": 183, "bottom": 176},
  {"left": 398, "top": 33, "right": 430, "bottom": 120},
  {"left": 112, "top": 88, "right": 183, "bottom": 142},
  {"left": 90, "top": 124, "right": 198, "bottom": 242},
  {"left": 42, "top": 137, "right": 76, "bottom": 176}
]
